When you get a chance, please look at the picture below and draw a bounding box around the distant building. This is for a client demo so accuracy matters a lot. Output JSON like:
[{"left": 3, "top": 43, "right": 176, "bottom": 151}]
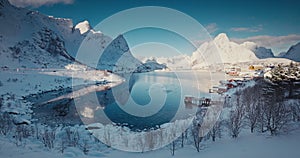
[{"left": 249, "top": 65, "right": 264, "bottom": 71}]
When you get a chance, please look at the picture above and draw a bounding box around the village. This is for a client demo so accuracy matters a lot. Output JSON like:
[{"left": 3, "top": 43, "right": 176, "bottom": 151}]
[{"left": 184, "top": 64, "right": 270, "bottom": 108}]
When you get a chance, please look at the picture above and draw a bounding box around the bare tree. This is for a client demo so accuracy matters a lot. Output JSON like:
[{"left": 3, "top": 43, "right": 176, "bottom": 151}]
[
  {"left": 14, "top": 125, "right": 32, "bottom": 147},
  {"left": 192, "top": 119, "right": 203, "bottom": 152},
  {"left": 243, "top": 86, "right": 260, "bottom": 133},
  {"left": 208, "top": 120, "right": 222, "bottom": 141},
  {"left": 290, "top": 100, "right": 300, "bottom": 122},
  {"left": 228, "top": 91, "right": 245, "bottom": 138},
  {"left": 264, "top": 102, "right": 291, "bottom": 135},
  {"left": 64, "top": 127, "right": 80, "bottom": 147},
  {"left": 169, "top": 140, "right": 177, "bottom": 156},
  {"left": 103, "top": 127, "right": 111, "bottom": 148},
  {"left": 58, "top": 139, "right": 66, "bottom": 153},
  {"left": 191, "top": 106, "right": 208, "bottom": 152},
  {"left": 80, "top": 139, "right": 90, "bottom": 155},
  {"left": 180, "top": 131, "right": 186, "bottom": 148},
  {"left": 0, "top": 112, "right": 13, "bottom": 136},
  {"left": 40, "top": 127, "right": 56, "bottom": 149},
  {"left": 257, "top": 101, "right": 265, "bottom": 133},
  {"left": 137, "top": 134, "right": 145, "bottom": 153},
  {"left": 262, "top": 85, "right": 291, "bottom": 135}
]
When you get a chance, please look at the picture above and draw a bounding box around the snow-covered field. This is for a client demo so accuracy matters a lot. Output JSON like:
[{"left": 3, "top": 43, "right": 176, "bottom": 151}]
[{"left": 1, "top": 124, "right": 300, "bottom": 158}]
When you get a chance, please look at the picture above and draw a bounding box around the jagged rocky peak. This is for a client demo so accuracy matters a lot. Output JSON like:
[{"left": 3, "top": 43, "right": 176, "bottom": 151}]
[
  {"left": 75, "top": 20, "right": 91, "bottom": 34},
  {"left": 96, "top": 34, "right": 141, "bottom": 72},
  {"left": 111, "top": 34, "right": 129, "bottom": 52}
]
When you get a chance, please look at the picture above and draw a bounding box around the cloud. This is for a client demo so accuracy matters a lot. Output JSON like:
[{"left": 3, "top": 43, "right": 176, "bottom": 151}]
[
  {"left": 8, "top": 0, "right": 74, "bottom": 8},
  {"left": 205, "top": 23, "right": 218, "bottom": 34},
  {"left": 232, "top": 34, "right": 300, "bottom": 55},
  {"left": 230, "top": 25, "right": 263, "bottom": 32}
]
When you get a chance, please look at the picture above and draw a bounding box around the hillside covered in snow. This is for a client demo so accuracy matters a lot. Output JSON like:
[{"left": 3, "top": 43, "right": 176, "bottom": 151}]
[{"left": 0, "top": 0, "right": 162, "bottom": 73}]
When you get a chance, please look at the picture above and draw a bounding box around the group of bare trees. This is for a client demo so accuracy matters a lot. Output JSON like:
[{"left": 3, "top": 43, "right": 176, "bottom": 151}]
[
  {"left": 0, "top": 116, "right": 103, "bottom": 155},
  {"left": 228, "top": 91, "right": 245, "bottom": 138},
  {"left": 227, "top": 79, "right": 299, "bottom": 136}
]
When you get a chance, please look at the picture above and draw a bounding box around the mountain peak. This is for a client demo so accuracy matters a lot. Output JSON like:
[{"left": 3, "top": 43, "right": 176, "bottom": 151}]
[
  {"left": 75, "top": 20, "right": 91, "bottom": 34},
  {"left": 214, "top": 33, "right": 230, "bottom": 43},
  {"left": 283, "top": 42, "right": 300, "bottom": 62}
]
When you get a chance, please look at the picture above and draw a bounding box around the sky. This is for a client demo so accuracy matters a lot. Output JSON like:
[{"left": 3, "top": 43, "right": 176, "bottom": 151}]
[{"left": 8, "top": 0, "right": 300, "bottom": 56}]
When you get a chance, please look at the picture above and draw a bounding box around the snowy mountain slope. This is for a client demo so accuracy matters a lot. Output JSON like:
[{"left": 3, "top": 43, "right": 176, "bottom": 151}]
[
  {"left": 0, "top": 0, "right": 147, "bottom": 73},
  {"left": 96, "top": 35, "right": 143, "bottom": 73},
  {"left": 0, "top": 0, "right": 77, "bottom": 69},
  {"left": 283, "top": 42, "right": 300, "bottom": 62},
  {"left": 191, "top": 33, "right": 258, "bottom": 68},
  {"left": 240, "top": 41, "right": 274, "bottom": 59}
]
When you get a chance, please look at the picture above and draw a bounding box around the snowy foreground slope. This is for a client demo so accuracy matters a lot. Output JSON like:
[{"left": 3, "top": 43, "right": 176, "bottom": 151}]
[{"left": 0, "top": 128, "right": 299, "bottom": 158}]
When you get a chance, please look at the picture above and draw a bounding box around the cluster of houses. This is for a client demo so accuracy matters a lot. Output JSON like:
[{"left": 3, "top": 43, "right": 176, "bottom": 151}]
[
  {"left": 210, "top": 64, "right": 267, "bottom": 94},
  {"left": 225, "top": 65, "right": 264, "bottom": 77},
  {"left": 209, "top": 79, "right": 246, "bottom": 94}
]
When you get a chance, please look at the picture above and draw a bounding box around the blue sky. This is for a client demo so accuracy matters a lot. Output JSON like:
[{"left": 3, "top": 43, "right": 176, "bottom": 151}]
[{"left": 9, "top": 0, "right": 300, "bottom": 56}]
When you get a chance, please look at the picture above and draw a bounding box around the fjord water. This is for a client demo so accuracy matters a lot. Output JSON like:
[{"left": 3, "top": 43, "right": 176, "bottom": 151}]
[
  {"left": 76, "top": 71, "right": 221, "bottom": 130},
  {"left": 33, "top": 71, "right": 223, "bottom": 130}
]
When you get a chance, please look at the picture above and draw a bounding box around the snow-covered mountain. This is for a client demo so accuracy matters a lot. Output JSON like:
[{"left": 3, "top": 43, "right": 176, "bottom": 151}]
[
  {"left": 191, "top": 33, "right": 259, "bottom": 68},
  {"left": 240, "top": 41, "right": 274, "bottom": 59},
  {"left": 139, "top": 33, "right": 295, "bottom": 70},
  {"left": 0, "top": 0, "right": 77, "bottom": 69},
  {"left": 282, "top": 42, "right": 300, "bottom": 62},
  {"left": 0, "top": 0, "right": 154, "bottom": 73}
]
